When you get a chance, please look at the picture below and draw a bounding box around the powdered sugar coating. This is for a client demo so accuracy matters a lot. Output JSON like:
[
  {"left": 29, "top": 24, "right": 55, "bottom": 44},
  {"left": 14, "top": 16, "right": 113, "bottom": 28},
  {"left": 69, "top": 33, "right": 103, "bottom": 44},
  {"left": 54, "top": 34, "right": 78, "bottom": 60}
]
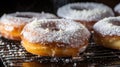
[
  {"left": 21, "top": 19, "right": 90, "bottom": 48},
  {"left": 0, "top": 14, "right": 31, "bottom": 27},
  {"left": 93, "top": 17, "right": 120, "bottom": 36},
  {"left": 114, "top": 3, "right": 120, "bottom": 14},
  {"left": 57, "top": 2, "right": 114, "bottom": 21},
  {"left": 10, "top": 12, "right": 57, "bottom": 19},
  {"left": 0, "top": 12, "right": 57, "bottom": 27}
]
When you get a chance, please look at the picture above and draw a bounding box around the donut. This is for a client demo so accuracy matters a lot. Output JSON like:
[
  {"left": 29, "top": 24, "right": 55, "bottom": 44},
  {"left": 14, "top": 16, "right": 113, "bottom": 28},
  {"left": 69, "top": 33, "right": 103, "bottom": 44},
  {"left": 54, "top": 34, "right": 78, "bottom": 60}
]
[
  {"left": 0, "top": 12, "right": 57, "bottom": 40},
  {"left": 57, "top": 2, "right": 114, "bottom": 31},
  {"left": 93, "top": 17, "right": 120, "bottom": 50},
  {"left": 21, "top": 19, "right": 90, "bottom": 57},
  {"left": 114, "top": 3, "right": 120, "bottom": 16}
]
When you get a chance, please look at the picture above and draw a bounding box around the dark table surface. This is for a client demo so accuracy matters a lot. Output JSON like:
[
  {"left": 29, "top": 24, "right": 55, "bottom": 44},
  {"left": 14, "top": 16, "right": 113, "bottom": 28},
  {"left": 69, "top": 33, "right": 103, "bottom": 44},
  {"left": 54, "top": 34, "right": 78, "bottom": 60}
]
[{"left": 0, "top": 59, "right": 4, "bottom": 67}]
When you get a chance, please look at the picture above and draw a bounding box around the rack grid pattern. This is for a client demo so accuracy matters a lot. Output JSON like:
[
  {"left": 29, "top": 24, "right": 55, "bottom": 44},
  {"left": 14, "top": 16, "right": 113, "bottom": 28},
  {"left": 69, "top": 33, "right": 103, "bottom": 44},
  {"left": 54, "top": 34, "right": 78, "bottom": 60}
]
[{"left": 0, "top": 36, "right": 120, "bottom": 67}]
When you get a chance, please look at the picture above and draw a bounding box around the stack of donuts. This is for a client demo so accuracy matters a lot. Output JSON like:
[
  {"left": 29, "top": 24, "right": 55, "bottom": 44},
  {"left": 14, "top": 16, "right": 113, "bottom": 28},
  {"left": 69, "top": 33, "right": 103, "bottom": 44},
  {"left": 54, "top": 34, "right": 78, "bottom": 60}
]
[{"left": 0, "top": 2, "right": 120, "bottom": 57}]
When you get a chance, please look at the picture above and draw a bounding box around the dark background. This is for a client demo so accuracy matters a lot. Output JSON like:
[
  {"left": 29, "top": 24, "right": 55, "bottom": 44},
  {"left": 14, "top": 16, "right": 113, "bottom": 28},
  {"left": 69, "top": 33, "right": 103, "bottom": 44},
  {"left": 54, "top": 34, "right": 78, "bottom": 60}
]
[{"left": 0, "top": 0, "right": 119, "bottom": 16}]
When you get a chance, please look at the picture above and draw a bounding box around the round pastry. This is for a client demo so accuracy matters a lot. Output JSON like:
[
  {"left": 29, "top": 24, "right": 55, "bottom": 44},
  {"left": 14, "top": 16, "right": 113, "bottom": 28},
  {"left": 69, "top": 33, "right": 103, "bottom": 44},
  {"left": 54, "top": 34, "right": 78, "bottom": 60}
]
[
  {"left": 93, "top": 17, "right": 120, "bottom": 50},
  {"left": 57, "top": 2, "right": 114, "bottom": 31},
  {"left": 114, "top": 3, "right": 120, "bottom": 16},
  {"left": 0, "top": 12, "right": 57, "bottom": 40},
  {"left": 21, "top": 19, "right": 90, "bottom": 57}
]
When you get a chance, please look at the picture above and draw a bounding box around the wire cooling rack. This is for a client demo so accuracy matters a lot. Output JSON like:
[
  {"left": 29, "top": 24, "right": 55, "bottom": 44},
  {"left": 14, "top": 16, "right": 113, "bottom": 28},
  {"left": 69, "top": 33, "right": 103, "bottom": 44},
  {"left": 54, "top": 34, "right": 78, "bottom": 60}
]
[{"left": 0, "top": 36, "right": 120, "bottom": 67}]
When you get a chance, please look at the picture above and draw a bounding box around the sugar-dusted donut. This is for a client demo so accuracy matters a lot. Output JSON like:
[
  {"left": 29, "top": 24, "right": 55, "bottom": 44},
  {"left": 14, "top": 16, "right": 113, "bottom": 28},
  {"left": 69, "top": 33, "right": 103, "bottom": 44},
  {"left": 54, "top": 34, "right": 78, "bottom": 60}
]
[
  {"left": 21, "top": 19, "right": 90, "bottom": 57},
  {"left": 114, "top": 3, "right": 120, "bottom": 16},
  {"left": 93, "top": 17, "right": 120, "bottom": 50},
  {"left": 57, "top": 2, "right": 114, "bottom": 31},
  {"left": 0, "top": 12, "right": 57, "bottom": 40}
]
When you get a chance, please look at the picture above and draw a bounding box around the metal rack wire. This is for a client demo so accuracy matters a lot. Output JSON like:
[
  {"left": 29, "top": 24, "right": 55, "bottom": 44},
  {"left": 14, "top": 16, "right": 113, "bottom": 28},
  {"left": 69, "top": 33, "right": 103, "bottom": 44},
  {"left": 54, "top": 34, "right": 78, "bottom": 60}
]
[{"left": 0, "top": 36, "right": 120, "bottom": 67}]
